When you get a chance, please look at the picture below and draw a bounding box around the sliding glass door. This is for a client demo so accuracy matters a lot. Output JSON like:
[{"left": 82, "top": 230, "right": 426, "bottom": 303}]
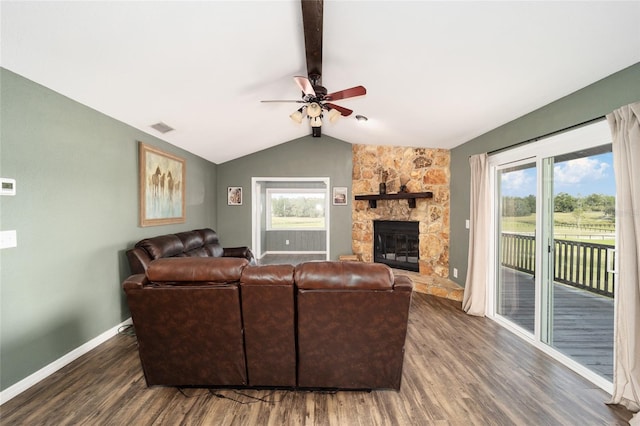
[
  {"left": 491, "top": 121, "right": 616, "bottom": 387},
  {"left": 547, "top": 148, "right": 616, "bottom": 380},
  {"left": 496, "top": 161, "right": 537, "bottom": 334}
]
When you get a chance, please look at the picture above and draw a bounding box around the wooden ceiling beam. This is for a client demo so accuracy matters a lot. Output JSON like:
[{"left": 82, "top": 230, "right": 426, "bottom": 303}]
[{"left": 301, "top": 0, "right": 323, "bottom": 85}]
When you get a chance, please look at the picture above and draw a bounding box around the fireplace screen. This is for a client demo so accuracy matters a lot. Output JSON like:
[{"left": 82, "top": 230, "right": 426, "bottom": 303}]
[{"left": 373, "top": 220, "right": 419, "bottom": 272}]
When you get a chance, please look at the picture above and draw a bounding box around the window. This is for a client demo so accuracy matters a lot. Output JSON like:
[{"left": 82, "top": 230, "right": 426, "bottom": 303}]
[{"left": 266, "top": 188, "right": 326, "bottom": 231}]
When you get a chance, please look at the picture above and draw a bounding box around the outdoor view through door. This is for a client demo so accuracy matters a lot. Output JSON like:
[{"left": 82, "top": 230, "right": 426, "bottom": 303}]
[
  {"left": 493, "top": 121, "right": 615, "bottom": 386},
  {"left": 251, "top": 178, "right": 329, "bottom": 263}
]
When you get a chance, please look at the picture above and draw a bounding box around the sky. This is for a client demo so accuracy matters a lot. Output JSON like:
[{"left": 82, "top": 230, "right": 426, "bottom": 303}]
[{"left": 501, "top": 152, "right": 615, "bottom": 198}]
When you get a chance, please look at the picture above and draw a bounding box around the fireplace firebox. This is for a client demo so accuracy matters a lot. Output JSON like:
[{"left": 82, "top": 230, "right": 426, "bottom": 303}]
[{"left": 373, "top": 220, "right": 419, "bottom": 272}]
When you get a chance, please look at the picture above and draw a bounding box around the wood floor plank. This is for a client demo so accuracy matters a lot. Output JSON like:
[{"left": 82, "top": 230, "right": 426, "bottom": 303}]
[{"left": 0, "top": 292, "right": 633, "bottom": 425}]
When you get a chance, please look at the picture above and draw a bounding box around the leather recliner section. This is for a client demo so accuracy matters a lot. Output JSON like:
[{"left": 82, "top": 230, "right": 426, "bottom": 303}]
[{"left": 240, "top": 264, "right": 296, "bottom": 387}]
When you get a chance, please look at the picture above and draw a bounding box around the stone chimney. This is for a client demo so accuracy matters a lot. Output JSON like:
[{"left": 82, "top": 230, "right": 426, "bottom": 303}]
[{"left": 352, "top": 144, "right": 450, "bottom": 278}]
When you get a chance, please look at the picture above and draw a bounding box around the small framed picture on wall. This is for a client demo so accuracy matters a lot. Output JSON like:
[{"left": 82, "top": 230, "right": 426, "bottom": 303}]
[
  {"left": 228, "top": 187, "right": 242, "bottom": 205},
  {"left": 333, "top": 187, "right": 348, "bottom": 205}
]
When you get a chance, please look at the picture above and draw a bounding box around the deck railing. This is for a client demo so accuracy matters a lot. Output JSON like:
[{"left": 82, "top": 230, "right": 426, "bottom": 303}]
[{"left": 501, "top": 233, "right": 615, "bottom": 298}]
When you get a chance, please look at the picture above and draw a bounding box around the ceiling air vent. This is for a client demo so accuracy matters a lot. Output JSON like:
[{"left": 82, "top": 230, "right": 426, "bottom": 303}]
[{"left": 150, "top": 122, "right": 174, "bottom": 134}]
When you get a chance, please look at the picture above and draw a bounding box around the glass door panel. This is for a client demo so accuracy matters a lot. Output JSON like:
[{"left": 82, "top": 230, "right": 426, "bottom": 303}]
[
  {"left": 496, "top": 162, "right": 537, "bottom": 334},
  {"left": 546, "top": 146, "right": 615, "bottom": 380}
]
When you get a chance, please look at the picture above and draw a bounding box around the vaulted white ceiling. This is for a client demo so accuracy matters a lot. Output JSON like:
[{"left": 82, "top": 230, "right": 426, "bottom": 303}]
[{"left": 2, "top": 1, "right": 639, "bottom": 164}]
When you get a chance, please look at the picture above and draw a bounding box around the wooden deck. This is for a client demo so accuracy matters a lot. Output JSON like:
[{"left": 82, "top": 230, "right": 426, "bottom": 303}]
[{"left": 499, "top": 267, "right": 614, "bottom": 380}]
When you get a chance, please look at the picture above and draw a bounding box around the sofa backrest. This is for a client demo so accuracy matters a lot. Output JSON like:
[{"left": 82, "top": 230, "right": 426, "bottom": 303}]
[
  {"left": 146, "top": 257, "right": 248, "bottom": 285},
  {"left": 127, "top": 228, "right": 226, "bottom": 274},
  {"left": 195, "top": 228, "right": 225, "bottom": 257},
  {"left": 136, "top": 234, "right": 185, "bottom": 260},
  {"left": 294, "top": 261, "right": 395, "bottom": 290}
]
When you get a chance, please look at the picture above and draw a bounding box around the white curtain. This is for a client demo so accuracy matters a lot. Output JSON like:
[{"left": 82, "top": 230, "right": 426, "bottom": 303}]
[
  {"left": 607, "top": 102, "right": 640, "bottom": 424},
  {"left": 463, "top": 153, "right": 490, "bottom": 316}
]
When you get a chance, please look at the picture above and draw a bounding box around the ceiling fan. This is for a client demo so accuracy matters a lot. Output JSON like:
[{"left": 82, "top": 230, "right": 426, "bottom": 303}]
[{"left": 261, "top": 0, "right": 367, "bottom": 137}]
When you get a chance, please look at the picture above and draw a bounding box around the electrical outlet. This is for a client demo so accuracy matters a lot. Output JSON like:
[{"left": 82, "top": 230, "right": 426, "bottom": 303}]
[
  {"left": 453, "top": 268, "right": 458, "bottom": 278},
  {"left": 285, "top": 239, "right": 290, "bottom": 245},
  {"left": 465, "top": 219, "right": 470, "bottom": 229}
]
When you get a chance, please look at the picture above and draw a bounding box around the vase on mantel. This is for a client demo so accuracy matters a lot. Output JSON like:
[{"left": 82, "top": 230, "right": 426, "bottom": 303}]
[{"left": 379, "top": 182, "right": 387, "bottom": 194}]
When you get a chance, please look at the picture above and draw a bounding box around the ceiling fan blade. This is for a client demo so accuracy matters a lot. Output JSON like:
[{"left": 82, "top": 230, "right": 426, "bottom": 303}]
[
  {"left": 301, "top": 0, "right": 323, "bottom": 81},
  {"left": 325, "top": 86, "right": 367, "bottom": 101},
  {"left": 261, "top": 100, "right": 306, "bottom": 103},
  {"left": 293, "top": 76, "right": 316, "bottom": 97},
  {"left": 325, "top": 102, "right": 353, "bottom": 117}
]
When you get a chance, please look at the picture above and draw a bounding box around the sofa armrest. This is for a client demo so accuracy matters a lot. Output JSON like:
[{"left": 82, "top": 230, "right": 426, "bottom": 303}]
[
  {"left": 393, "top": 275, "right": 414, "bottom": 292},
  {"left": 223, "top": 246, "right": 256, "bottom": 265},
  {"left": 123, "top": 274, "right": 148, "bottom": 291},
  {"left": 126, "top": 248, "right": 153, "bottom": 275}
]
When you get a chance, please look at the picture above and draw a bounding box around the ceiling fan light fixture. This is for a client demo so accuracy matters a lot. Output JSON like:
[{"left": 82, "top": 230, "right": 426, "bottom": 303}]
[
  {"left": 307, "top": 102, "right": 322, "bottom": 118},
  {"left": 327, "top": 108, "right": 341, "bottom": 123},
  {"left": 310, "top": 116, "right": 322, "bottom": 127},
  {"left": 290, "top": 107, "right": 305, "bottom": 124}
]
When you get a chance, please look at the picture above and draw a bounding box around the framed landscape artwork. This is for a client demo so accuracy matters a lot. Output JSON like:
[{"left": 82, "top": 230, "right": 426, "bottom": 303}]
[{"left": 139, "top": 142, "right": 186, "bottom": 226}]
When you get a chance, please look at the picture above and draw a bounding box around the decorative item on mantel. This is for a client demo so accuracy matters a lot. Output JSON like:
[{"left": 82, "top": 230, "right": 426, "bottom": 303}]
[
  {"left": 378, "top": 168, "right": 389, "bottom": 195},
  {"left": 399, "top": 177, "right": 409, "bottom": 193}
]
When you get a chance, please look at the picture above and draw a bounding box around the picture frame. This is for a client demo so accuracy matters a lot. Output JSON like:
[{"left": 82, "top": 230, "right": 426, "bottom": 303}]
[
  {"left": 228, "top": 186, "right": 243, "bottom": 205},
  {"left": 139, "top": 142, "right": 186, "bottom": 227},
  {"left": 333, "top": 187, "right": 348, "bottom": 205}
]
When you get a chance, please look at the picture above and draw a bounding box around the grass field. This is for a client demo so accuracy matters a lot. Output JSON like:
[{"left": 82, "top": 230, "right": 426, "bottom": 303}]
[
  {"left": 502, "top": 212, "right": 615, "bottom": 246},
  {"left": 271, "top": 216, "right": 325, "bottom": 229}
]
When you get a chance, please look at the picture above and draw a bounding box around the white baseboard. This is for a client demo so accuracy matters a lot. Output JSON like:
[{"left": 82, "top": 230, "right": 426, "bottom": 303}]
[{"left": 0, "top": 318, "right": 133, "bottom": 405}]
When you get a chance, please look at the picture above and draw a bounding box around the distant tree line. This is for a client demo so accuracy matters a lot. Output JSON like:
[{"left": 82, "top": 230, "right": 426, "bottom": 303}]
[
  {"left": 502, "top": 193, "right": 615, "bottom": 218},
  {"left": 271, "top": 196, "right": 324, "bottom": 218}
]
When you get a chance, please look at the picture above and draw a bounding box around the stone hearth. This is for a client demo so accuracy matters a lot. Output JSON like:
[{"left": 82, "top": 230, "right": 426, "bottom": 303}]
[{"left": 351, "top": 144, "right": 461, "bottom": 300}]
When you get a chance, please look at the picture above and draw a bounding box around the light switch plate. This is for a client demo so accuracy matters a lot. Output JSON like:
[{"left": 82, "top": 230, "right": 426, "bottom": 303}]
[{"left": 0, "top": 230, "right": 17, "bottom": 249}]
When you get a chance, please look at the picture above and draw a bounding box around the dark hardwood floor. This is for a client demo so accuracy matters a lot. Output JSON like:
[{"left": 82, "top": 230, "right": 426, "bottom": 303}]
[{"left": 1, "top": 293, "right": 633, "bottom": 425}]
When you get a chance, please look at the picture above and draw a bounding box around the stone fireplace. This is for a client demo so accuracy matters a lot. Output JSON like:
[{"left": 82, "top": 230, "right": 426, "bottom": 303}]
[{"left": 351, "top": 144, "right": 450, "bottom": 279}]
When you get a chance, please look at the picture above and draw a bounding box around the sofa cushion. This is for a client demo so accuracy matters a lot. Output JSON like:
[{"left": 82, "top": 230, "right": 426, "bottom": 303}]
[
  {"left": 175, "top": 231, "right": 205, "bottom": 252},
  {"left": 195, "top": 228, "right": 224, "bottom": 257},
  {"left": 294, "top": 261, "right": 394, "bottom": 291},
  {"left": 136, "top": 234, "right": 185, "bottom": 260},
  {"left": 146, "top": 257, "right": 248, "bottom": 283}
]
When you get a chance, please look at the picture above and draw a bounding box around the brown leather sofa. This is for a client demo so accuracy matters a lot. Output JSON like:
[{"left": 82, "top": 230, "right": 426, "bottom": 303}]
[
  {"left": 295, "top": 262, "right": 413, "bottom": 390},
  {"left": 122, "top": 259, "right": 413, "bottom": 390},
  {"left": 126, "top": 228, "right": 255, "bottom": 275}
]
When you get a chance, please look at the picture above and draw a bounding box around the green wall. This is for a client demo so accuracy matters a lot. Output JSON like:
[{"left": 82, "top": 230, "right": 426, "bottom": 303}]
[
  {"left": 216, "top": 136, "right": 353, "bottom": 260},
  {"left": 449, "top": 62, "right": 640, "bottom": 286},
  {"left": 0, "top": 69, "right": 217, "bottom": 391}
]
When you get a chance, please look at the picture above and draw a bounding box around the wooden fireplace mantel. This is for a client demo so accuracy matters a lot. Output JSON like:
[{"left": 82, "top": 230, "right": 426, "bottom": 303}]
[{"left": 354, "top": 191, "right": 433, "bottom": 208}]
